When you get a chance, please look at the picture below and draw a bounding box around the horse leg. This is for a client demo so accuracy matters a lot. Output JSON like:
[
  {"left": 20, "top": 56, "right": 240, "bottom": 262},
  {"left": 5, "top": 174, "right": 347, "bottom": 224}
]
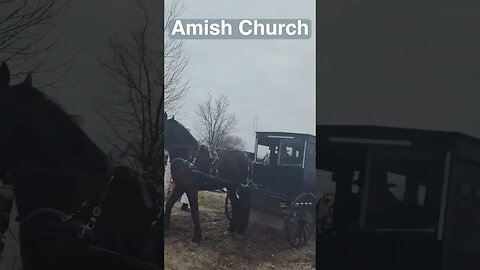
[
  {"left": 237, "top": 189, "right": 251, "bottom": 234},
  {"left": 227, "top": 188, "right": 239, "bottom": 235},
  {"left": 164, "top": 186, "right": 183, "bottom": 230},
  {"left": 186, "top": 191, "right": 201, "bottom": 243}
]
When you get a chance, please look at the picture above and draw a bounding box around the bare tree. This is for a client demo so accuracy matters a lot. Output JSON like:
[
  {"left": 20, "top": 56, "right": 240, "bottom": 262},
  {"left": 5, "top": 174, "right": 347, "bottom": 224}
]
[
  {"left": 0, "top": 0, "right": 73, "bottom": 87},
  {"left": 164, "top": 0, "right": 188, "bottom": 115},
  {"left": 98, "top": 0, "right": 162, "bottom": 173},
  {"left": 196, "top": 93, "right": 238, "bottom": 149},
  {"left": 98, "top": 0, "right": 188, "bottom": 175}
]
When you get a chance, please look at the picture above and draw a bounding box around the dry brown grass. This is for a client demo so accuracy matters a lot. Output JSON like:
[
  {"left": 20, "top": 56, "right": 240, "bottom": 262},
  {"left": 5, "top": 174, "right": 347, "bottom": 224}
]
[{"left": 164, "top": 191, "right": 315, "bottom": 270}]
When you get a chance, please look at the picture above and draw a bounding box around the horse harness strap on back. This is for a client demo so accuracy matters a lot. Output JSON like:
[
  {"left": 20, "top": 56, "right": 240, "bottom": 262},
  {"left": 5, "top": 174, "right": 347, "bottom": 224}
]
[
  {"left": 207, "top": 147, "right": 220, "bottom": 179},
  {"left": 189, "top": 146, "right": 220, "bottom": 179}
]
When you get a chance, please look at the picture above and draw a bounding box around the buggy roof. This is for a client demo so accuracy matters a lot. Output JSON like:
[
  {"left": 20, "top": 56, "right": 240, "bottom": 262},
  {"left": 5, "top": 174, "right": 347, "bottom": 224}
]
[
  {"left": 256, "top": 132, "right": 315, "bottom": 144},
  {"left": 256, "top": 131, "right": 315, "bottom": 148},
  {"left": 317, "top": 125, "right": 480, "bottom": 148},
  {"left": 316, "top": 125, "right": 480, "bottom": 172}
]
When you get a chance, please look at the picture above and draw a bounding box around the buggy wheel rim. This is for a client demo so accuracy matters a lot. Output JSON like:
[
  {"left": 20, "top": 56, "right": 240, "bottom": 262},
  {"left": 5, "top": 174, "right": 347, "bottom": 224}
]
[{"left": 285, "top": 192, "right": 316, "bottom": 248}]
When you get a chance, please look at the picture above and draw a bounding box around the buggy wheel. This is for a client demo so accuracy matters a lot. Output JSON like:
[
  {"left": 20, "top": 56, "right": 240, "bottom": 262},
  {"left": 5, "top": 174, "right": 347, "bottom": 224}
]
[
  {"left": 285, "top": 192, "right": 316, "bottom": 248},
  {"left": 224, "top": 194, "right": 232, "bottom": 221}
]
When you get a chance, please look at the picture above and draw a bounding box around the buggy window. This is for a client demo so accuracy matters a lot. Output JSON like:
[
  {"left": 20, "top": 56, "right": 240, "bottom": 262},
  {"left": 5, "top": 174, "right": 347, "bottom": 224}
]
[
  {"left": 363, "top": 148, "right": 443, "bottom": 230},
  {"left": 255, "top": 144, "right": 279, "bottom": 166},
  {"left": 279, "top": 139, "right": 304, "bottom": 166},
  {"left": 255, "top": 137, "right": 306, "bottom": 167}
]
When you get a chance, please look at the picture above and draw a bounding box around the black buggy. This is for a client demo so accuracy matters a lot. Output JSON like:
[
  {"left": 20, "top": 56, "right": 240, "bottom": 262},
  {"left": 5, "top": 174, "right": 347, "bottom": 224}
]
[
  {"left": 222, "top": 132, "right": 316, "bottom": 248},
  {"left": 316, "top": 125, "right": 480, "bottom": 270}
]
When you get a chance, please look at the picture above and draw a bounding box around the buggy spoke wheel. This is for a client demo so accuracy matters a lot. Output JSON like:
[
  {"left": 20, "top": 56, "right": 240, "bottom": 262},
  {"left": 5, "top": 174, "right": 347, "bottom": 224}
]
[
  {"left": 225, "top": 194, "right": 232, "bottom": 221},
  {"left": 285, "top": 192, "right": 316, "bottom": 248}
]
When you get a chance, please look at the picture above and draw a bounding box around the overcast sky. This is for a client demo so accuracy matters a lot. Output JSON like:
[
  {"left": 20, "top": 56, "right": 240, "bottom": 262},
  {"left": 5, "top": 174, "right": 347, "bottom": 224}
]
[
  {"left": 30, "top": 1, "right": 480, "bottom": 158},
  {"left": 168, "top": 0, "right": 316, "bottom": 151},
  {"left": 23, "top": 0, "right": 314, "bottom": 154},
  {"left": 24, "top": 0, "right": 138, "bottom": 153},
  {"left": 317, "top": 2, "right": 480, "bottom": 139}
]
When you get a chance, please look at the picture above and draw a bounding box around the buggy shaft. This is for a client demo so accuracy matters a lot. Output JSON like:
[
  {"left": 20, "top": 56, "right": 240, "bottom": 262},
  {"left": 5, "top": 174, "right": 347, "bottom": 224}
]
[{"left": 191, "top": 170, "right": 289, "bottom": 201}]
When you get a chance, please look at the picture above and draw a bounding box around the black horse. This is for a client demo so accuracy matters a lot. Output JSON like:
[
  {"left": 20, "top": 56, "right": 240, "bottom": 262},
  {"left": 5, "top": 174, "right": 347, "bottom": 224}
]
[
  {"left": 0, "top": 62, "right": 162, "bottom": 269},
  {"left": 164, "top": 117, "right": 251, "bottom": 243}
]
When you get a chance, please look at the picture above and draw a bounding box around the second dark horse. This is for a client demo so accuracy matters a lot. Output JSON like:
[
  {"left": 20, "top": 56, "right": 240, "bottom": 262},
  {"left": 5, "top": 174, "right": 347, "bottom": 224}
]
[{"left": 164, "top": 122, "right": 251, "bottom": 243}]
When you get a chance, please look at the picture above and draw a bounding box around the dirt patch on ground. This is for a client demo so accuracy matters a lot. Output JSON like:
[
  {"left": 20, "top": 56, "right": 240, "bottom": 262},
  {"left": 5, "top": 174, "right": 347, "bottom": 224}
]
[{"left": 164, "top": 191, "right": 315, "bottom": 270}]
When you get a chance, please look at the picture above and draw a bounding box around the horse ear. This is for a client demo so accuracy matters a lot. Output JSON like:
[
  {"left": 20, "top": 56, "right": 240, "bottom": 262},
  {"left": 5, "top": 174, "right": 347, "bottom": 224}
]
[
  {"left": 0, "top": 62, "right": 10, "bottom": 91},
  {"left": 23, "top": 74, "right": 32, "bottom": 87}
]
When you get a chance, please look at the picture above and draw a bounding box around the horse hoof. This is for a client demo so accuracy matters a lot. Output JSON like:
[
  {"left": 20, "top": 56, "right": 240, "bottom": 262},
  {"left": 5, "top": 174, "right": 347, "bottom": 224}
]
[
  {"left": 229, "top": 230, "right": 238, "bottom": 238},
  {"left": 192, "top": 236, "right": 201, "bottom": 243}
]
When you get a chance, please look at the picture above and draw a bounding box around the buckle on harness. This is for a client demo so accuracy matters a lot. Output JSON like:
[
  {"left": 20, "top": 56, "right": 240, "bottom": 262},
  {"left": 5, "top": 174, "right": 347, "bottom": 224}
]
[{"left": 92, "top": 206, "right": 101, "bottom": 217}]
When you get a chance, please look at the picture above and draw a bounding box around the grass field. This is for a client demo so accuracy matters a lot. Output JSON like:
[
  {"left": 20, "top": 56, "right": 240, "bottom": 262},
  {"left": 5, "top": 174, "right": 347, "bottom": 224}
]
[{"left": 164, "top": 191, "right": 316, "bottom": 270}]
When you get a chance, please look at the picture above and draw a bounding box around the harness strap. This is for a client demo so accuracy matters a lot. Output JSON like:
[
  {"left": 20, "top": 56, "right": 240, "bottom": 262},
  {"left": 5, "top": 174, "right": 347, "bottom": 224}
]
[
  {"left": 190, "top": 147, "right": 200, "bottom": 166},
  {"left": 79, "top": 175, "right": 114, "bottom": 238},
  {"left": 201, "top": 146, "right": 220, "bottom": 179}
]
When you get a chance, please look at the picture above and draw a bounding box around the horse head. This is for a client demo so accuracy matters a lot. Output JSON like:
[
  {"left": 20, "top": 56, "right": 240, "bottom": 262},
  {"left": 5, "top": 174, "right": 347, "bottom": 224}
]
[
  {"left": 0, "top": 62, "right": 108, "bottom": 177},
  {"left": 165, "top": 116, "right": 198, "bottom": 149},
  {"left": 0, "top": 62, "right": 111, "bottom": 216}
]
